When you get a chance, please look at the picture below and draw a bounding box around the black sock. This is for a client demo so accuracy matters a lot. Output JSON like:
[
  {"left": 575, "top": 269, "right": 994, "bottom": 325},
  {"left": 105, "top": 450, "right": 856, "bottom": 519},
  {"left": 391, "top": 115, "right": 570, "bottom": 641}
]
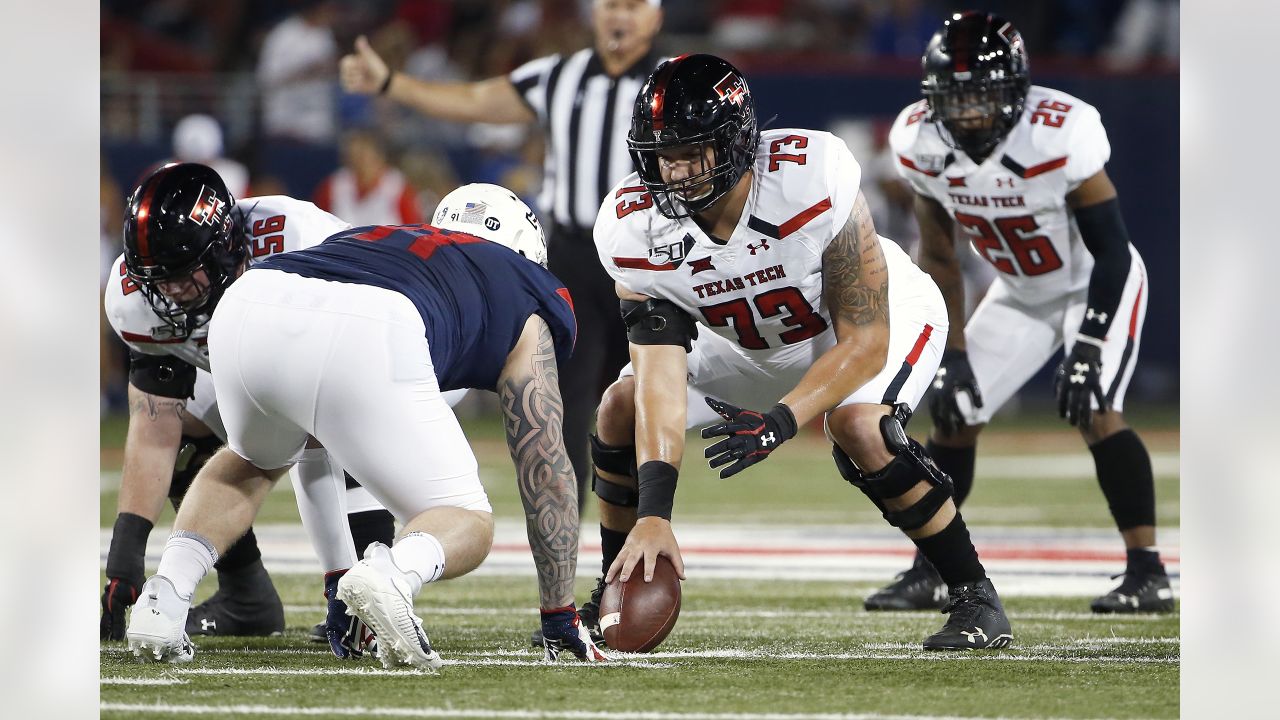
[
  {"left": 1126, "top": 547, "right": 1165, "bottom": 574},
  {"left": 925, "top": 441, "right": 976, "bottom": 507},
  {"left": 911, "top": 514, "right": 986, "bottom": 588},
  {"left": 214, "top": 527, "right": 262, "bottom": 573},
  {"left": 348, "top": 509, "right": 396, "bottom": 559},
  {"left": 600, "top": 525, "right": 628, "bottom": 576},
  {"left": 105, "top": 512, "right": 154, "bottom": 586},
  {"left": 1089, "top": 429, "right": 1156, "bottom": 530}
]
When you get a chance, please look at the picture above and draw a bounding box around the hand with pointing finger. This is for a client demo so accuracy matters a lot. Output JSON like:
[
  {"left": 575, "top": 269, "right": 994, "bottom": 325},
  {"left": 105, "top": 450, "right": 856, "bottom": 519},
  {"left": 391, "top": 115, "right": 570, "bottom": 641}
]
[{"left": 339, "top": 35, "right": 391, "bottom": 96}]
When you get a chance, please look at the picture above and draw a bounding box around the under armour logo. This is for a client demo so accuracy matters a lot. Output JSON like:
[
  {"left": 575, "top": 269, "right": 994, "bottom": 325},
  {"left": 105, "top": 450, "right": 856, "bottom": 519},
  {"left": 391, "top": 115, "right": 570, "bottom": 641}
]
[
  {"left": 747, "top": 238, "right": 771, "bottom": 255},
  {"left": 1070, "top": 362, "right": 1089, "bottom": 384},
  {"left": 1117, "top": 594, "right": 1139, "bottom": 608},
  {"left": 996, "top": 177, "right": 1015, "bottom": 188},
  {"left": 201, "top": 618, "right": 217, "bottom": 631},
  {"left": 760, "top": 432, "right": 777, "bottom": 447},
  {"left": 1085, "top": 308, "right": 1109, "bottom": 324},
  {"left": 960, "top": 627, "right": 988, "bottom": 644}
]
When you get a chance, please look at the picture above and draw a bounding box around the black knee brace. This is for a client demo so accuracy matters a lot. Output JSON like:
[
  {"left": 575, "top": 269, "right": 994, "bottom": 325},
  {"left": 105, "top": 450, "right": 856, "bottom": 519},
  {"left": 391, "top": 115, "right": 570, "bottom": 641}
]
[
  {"left": 589, "top": 434, "right": 639, "bottom": 508},
  {"left": 169, "top": 434, "right": 224, "bottom": 509},
  {"left": 834, "top": 412, "right": 954, "bottom": 531}
]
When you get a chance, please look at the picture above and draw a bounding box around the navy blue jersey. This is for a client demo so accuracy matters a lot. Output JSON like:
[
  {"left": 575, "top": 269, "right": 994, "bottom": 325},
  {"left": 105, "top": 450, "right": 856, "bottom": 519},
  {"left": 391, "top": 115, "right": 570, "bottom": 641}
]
[{"left": 259, "top": 224, "right": 576, "bottom": 391}]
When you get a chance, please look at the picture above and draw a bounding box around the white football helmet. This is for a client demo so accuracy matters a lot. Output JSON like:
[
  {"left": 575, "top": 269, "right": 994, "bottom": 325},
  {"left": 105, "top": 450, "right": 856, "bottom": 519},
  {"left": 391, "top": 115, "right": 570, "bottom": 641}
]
[{"left": 432, "top": 183, "right": 547, "bottom": 266}]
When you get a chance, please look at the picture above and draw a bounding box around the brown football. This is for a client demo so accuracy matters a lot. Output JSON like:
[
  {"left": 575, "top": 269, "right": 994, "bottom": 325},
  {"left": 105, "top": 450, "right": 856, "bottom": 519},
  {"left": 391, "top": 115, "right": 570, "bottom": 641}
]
[{"left": 598, "top": 556, "right": 682, "bottom": 653}]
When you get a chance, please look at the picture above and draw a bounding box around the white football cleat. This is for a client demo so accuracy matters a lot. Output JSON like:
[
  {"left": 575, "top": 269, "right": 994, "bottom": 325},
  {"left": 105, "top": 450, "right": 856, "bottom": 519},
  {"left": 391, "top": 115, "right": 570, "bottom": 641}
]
[
  {"left": 337, "top": 542, "right": 442, "bottom": 671},
  {"left": 126, "top": 576, "right": 196, "bottom": 663}
]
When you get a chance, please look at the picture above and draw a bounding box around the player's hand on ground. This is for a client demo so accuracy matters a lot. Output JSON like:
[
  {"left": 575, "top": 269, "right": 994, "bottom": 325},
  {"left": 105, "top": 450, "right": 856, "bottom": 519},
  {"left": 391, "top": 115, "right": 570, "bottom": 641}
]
[
  {"left": 701, "top": 398, "right": 798, "bottom": 478},
  {"left": 323, "top": 570, "right": 374, "bottom": 659},
  {"left": 607, "top": 517, "right": 686, "bottom": 584},
  {"left": 100, "top": 577, "right": 140, "bottom": 641},
  {"left": 928, "top": 349, "right": 983, "bottom": 437},
  {"left": 540, "top": 607, "right": 607, "bottom": 662},
  {"left": 339, "top": 35, "right": 389, "bottom": 95},
  {"left": 1054, "top": 341, "right": 1107, "bottom": 430}
]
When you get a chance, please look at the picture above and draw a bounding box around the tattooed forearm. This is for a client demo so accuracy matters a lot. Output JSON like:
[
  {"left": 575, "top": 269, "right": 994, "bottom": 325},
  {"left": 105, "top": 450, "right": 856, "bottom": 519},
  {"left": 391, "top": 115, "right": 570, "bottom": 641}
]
[
  {"left": 498, "top": 321, "right": 580, "bottom": 609},
  {"left": 822, "top": 192, "right": 890, "bottom": 327},
  {"left": 128, "top": 391, "right": 188, "bottom": 422}
]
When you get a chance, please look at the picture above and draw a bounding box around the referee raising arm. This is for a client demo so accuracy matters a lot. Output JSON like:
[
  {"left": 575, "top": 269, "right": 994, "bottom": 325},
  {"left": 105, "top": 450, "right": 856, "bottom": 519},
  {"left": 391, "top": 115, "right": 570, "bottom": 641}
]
[{"left": 340, "top": 0, "right": 664, "bottom": 515}]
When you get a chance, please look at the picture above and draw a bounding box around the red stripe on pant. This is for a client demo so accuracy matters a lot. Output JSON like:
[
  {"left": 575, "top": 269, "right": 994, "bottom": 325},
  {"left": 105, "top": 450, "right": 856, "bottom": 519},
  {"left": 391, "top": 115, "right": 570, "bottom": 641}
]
[{"left": 880, "top": 324, "right": 935, "bottom": 405}]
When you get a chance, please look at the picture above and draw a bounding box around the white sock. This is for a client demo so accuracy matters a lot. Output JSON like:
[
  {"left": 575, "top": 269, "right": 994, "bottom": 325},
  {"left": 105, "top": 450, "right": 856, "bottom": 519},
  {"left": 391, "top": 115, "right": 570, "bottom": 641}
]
[
  {"left": 390, "top": 532, "right": 446, "bottom": 595},
  {"left": 156, "top": 532, "right": 219, "bottom": 600}
]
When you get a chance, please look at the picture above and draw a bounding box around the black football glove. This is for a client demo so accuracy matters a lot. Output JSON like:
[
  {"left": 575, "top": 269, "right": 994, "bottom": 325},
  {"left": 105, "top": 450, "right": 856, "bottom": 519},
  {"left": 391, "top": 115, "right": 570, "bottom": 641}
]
[
  {"left": 323, "top": 569, "right": 375, "bottom": 659},
  {"left": 541, "top": 606, "right": 606, "bottom": 662},
  {"left": 928, "top": 349, "right": 984, "bottom": 437},
  {"left": 1054, "top": 340, "right": 1107, "bottom": 430},
  {"left": 100, "top": 577, "right": 140, "bottom": 641},
  {"left": 701, "top": 398, "right": 798, "bottom": 479}
]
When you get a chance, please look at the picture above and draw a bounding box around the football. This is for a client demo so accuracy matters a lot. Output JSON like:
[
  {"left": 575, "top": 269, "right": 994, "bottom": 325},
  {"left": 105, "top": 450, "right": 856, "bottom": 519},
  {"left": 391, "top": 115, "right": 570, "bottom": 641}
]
[{"left": 598, "top": 556, "right": 682, "bottom": 653}]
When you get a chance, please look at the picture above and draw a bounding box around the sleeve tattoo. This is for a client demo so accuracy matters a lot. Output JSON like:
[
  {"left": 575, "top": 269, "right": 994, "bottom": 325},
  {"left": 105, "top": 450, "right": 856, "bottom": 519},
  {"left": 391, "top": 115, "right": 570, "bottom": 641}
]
[
  {"left": 498, "top": 320, "right": 580, "bottom": 609},
  {"left": 822, "top": 192, "right": 890, "bottom": 328}
]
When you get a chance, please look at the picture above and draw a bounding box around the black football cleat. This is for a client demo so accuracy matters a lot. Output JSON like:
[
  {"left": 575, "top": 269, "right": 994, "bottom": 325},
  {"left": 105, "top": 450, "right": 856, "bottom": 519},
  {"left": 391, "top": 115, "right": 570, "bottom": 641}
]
[
  {"left": 1091, "top": 566, "right": 1175, "bottom": 614},
  {"left": 923, "top": 578, "right": 1013, "bottom": 650},
  {"left": 864, "top": 554, "right": 948, "bottom": 611},
  {"left": 308, "top": 622, "right": 328, "bottom": 643},
  {"left": 529, "top": 577, "right": 608, "bottom": 648},
  {"left": 186, "top": 561, "right": 285, "bottom": 637}
]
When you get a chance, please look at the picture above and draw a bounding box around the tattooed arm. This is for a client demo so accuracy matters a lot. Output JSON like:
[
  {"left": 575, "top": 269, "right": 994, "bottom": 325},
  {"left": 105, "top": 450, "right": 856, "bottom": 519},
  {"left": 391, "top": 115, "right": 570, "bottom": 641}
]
[
  {"left": 498, "top": 314, "right": 580, "bottom": 609},
  {"left": 117, "top": 382, "right": 191, "bottom": 522},
  {"left": 778, "top": 190, "right": 891, "bottom": 424}
]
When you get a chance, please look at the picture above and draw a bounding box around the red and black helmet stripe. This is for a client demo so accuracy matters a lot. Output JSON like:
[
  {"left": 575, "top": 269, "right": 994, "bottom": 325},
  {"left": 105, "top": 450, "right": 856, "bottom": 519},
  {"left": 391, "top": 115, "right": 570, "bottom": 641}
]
[
  {"left": 649, "top": 53, "right": 688, "bottom": 132},
  {"left": 133, "top": 173, "right": 164, "bottom": 261}
]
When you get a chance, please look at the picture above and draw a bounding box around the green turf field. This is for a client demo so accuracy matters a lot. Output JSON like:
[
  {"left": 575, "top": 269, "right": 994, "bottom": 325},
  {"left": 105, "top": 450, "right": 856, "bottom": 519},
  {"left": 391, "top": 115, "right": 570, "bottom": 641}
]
[{"left": 99, "top": 408, "right": 1180, "bottom": 719}]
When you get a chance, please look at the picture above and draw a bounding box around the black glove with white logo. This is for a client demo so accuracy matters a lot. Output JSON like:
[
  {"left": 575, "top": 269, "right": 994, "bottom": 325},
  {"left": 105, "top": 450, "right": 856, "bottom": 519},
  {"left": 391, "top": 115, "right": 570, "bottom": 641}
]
[
  {"left": 702, "top": 398, "right": 798, "bottom": 479},
  {"left": 928, "top": 349, "right": 984, "bottom": 437},
  {"left": 1054, "top": 341, "right": 1107, "bottom": 430}
]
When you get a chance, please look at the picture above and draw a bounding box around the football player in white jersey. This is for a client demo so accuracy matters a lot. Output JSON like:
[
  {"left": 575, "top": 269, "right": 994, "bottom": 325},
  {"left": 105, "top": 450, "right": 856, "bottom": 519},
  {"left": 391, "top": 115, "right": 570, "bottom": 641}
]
[
  {"left": 102, "top": 163, "right": 400, "bottom": 655},
  {"left": 873, "top": 12, "right": 1172, "bottom": 614},
  {"left": 586, "top": 54, "right": 1012, "bottom": 650}
]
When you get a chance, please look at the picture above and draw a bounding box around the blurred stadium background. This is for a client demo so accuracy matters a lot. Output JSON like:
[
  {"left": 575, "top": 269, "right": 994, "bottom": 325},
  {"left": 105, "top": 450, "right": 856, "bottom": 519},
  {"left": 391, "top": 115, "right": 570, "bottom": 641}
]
[{"left": 98, "top": 0, "right": 1178, "bottom": 418}]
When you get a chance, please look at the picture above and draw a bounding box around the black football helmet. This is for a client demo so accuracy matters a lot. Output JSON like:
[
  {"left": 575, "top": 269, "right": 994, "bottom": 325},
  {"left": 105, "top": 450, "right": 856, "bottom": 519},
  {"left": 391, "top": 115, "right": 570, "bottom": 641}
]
[
  {"left": 921, "top": 11, "right": 1030, "bottom": 161},
  {"left": 628, "top": 53, "right": 759, "bottom": 219},
  {"left": 123, "top": 162, "right": 246, "bottom": 338}
]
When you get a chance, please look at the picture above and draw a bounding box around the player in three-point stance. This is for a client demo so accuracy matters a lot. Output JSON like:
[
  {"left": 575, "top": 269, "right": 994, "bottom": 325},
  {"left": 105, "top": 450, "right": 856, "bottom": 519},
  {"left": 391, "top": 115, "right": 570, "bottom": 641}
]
[
  {"left": 586, "top": 53, "right": 1013, "bottom": 649},
  {"left": 102, "top": 163, "right": 402, "bottom": 653},
  {"left": 867, "top": 12, "right": 1173, "bottom": 614},
  {"left": 125, "top": 183, "right": 606, "bottom": 667}
]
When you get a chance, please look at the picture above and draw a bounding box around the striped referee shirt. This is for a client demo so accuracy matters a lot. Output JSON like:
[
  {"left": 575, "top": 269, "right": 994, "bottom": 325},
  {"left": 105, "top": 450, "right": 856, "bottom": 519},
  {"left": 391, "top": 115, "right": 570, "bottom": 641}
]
[{"left": 510, "top": 48, "right": 662, "bottom": 233}]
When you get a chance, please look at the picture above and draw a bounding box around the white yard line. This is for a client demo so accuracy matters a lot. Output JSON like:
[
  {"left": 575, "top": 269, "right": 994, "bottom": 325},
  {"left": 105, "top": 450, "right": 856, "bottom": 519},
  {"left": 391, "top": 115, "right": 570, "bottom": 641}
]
[
  {"left": 278, "top": 605, "right": 1176, "bottom": 623},
  {"left": 100, "top": 677, "right": 187, "bottom": 686},
  {"left": 99, "top": 702, "right": 1107, "bottom": 720}
]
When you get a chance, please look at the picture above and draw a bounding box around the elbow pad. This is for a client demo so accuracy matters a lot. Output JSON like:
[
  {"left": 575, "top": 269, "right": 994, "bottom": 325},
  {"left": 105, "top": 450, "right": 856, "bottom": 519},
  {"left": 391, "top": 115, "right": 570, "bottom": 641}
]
[
  {"left": 128, "top": 351, "right": 197, "bottom": 399},
  {"left": 619, "top": 299, "right": 698, "bottom": 352}
]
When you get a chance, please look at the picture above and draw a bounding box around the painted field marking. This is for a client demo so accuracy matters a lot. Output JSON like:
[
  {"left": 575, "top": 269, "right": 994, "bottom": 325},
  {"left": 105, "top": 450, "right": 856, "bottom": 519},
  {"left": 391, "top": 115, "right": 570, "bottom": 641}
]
[
  {"left": 99, "top": 702, "right": 1109, "bottom": 720},
  {"left": 279, "top": 605, "right": 1177, "bottom": 623},
  {"left": 100, "top": 677, "right": 187, "bottom": 686}
]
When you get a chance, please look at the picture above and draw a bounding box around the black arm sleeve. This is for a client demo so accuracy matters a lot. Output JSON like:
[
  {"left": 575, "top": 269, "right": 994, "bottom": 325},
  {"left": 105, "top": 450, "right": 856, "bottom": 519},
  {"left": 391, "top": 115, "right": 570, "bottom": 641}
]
[
  {"left": 619, "top": 299, "right": 698, "bottom": 352},
  {"left": 128, "top": 350, "right": 197, "bottom": 399},
  {"left": 1073, "top": 197, "right": 1133, "bottom": 341}
]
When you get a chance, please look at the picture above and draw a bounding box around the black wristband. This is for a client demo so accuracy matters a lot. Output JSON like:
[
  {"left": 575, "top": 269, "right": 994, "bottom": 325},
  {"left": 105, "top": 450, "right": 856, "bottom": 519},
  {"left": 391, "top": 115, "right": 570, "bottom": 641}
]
[
  {"left": 378, "top": 71, "right": 394, "bottom": 95},
  {"left": 768, "top": 403, "right": 798, "bottom": 441},
  {"left": 105, "top": 512, "right": 154, "bottom": 585},
  {"left": 636, "top": 460, "right": 678, "bottom": 520}
]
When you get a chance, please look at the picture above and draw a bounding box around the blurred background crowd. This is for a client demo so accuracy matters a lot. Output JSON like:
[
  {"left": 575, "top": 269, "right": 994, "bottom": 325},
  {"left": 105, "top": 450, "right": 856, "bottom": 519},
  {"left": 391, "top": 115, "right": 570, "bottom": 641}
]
[{"left": 100, "top": 0, "right": 1179, "bottom": 416}]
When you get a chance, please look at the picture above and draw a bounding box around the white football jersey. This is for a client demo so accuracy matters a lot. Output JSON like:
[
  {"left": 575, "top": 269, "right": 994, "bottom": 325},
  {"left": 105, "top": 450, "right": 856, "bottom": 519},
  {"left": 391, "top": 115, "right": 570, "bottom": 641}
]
[
  {"left": 596, "top": 128, "right": 917, "bottom": 364},
  {"left": 104, "top": 195, "right": 350, "bottom": 371},
  {"left": 890, "top": 85, "right": 1112, "bottom": 304}
]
